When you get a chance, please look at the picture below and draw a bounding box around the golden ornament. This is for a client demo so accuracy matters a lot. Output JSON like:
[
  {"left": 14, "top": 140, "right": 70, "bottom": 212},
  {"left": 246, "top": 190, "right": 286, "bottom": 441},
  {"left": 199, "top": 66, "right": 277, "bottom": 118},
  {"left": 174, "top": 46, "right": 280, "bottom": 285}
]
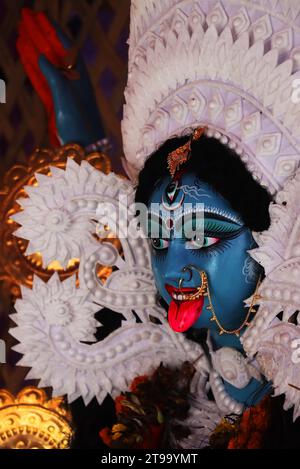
[{"left": 0, "top": 387, "right": 73, "bottom": 449}]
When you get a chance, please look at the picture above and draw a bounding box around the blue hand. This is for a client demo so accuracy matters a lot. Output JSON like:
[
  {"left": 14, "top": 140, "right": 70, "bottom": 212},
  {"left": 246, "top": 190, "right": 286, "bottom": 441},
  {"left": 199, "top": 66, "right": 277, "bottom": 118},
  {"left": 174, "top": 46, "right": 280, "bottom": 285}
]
[{"left": 38, "top": 24, "right": 105, "bottom": 147}]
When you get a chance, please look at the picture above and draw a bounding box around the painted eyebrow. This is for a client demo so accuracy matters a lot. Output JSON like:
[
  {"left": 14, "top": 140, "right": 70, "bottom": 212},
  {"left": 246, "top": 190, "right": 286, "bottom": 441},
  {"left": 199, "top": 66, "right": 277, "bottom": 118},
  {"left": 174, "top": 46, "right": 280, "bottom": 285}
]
[
  {"left": 148, "top": 207, "right": 243, "bottom": 225},
  {"left": 205, "top": 212, "right": 243, "bottom": 224},
  {"left": 174, "top": 212, "right": 244, "bottom": 232},
  {"left": 173, "top": 208, "right": 243, "bottom": 229},
  {"left": 174, "top": 210, "right": 244, "bottom": 229}
]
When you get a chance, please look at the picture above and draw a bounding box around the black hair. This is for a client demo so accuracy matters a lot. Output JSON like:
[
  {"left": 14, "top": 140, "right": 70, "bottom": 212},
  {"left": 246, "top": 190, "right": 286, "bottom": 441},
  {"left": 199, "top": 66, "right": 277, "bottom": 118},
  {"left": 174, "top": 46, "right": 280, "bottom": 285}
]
[{"left": 135, "top": 134, "right": 272, "bottom": 232}]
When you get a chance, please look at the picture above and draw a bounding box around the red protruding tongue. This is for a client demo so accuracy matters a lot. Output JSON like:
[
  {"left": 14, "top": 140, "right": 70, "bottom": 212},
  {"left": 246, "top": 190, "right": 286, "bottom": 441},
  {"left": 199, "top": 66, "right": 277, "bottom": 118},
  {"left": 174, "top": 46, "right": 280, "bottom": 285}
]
[{"left": 168, "top": 297, "right": 204, "bottom": 332}]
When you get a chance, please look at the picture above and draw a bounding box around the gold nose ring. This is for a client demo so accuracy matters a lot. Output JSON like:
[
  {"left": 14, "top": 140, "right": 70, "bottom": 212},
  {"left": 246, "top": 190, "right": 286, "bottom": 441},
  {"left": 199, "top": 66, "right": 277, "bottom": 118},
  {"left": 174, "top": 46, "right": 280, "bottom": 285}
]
[
  {"left": 178, "top": 266, "right": 193, "bottom": 290},
  {"left": 178, "top": 265, "right": 208, "bottom": 296}
]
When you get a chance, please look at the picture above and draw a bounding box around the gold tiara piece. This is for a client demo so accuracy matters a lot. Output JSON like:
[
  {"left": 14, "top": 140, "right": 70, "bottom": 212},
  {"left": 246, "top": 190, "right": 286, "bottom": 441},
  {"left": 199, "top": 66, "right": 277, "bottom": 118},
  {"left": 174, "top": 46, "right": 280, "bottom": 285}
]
[{"left": 167, "top": 127, "right": 206, "bottom": 178}]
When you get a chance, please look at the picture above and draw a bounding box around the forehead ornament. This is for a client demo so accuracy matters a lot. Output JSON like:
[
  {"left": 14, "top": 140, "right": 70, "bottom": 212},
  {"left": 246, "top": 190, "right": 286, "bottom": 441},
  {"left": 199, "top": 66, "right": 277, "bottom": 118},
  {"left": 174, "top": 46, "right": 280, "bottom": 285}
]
[{"left": 167, "top": 127, "right": 206, "bottom": 179}]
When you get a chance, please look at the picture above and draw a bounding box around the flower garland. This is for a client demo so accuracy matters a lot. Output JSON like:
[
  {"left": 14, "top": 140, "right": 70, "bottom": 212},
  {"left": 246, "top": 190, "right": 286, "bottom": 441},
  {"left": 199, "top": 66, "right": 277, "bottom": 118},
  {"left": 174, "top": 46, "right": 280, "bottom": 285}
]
[
  {"left": 227, "top": 396, "right": 272, "bottom": 449},
  {"left": 209, "top": 396, "right": 272, "bottom": 449},
  {"left": 100, "top": 362, "right": 272, "bottom": 450},
  {"left": 99, "top": 362, "right": 195, "bottom": 449}
]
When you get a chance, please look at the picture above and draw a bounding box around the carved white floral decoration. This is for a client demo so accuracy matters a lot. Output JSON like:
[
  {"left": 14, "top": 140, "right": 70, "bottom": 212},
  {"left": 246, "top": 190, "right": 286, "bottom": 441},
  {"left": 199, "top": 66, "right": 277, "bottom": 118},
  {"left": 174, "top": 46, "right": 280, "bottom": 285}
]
[
  {"left": 11, "top": 159, "right": 103, "bottom": 268},
  {"left": 10, "top": 163, "right": 210, "bottom": 414},
  {"left": 243, "top": 168, "right": 300, "bottom": 419},
  {"left": 12, "top": 273, "right": 100, "bottom": 343}
]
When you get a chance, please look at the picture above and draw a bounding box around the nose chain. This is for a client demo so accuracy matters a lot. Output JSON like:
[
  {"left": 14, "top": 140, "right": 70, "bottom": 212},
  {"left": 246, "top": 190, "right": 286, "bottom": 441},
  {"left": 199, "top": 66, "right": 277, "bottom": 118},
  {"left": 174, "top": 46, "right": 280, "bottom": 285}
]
[
  {"left": 178, "top": 269, "right": 208, "bottom": 297},
  {"left": 178, "top": 265, "right": 262, "bottom": 337},
  {"left": 207, "top": 276, "right": 262, "bottom": 337}
]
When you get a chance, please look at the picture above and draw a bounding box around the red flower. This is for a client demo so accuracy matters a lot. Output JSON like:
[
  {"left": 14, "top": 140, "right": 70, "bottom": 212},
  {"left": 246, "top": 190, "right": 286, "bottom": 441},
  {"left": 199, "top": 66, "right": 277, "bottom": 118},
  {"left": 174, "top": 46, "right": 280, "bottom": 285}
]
[
  {"left": 228, "top": 396, "right": 271, "bottom": 449},
  {"left": 115, "top": 395, "right": 127, "bottom": 414},
  {"left": 130, "top": 375, "right": 149, "bottom": 393},
  {"left": 99, "top": 427, "right": 112, "bottom": 447},
  {"left": 98, "top": 363, "right": 193, "bottom": 449},
  {"left": 140, "top": 424, "right": 164, "bottom": 449}
]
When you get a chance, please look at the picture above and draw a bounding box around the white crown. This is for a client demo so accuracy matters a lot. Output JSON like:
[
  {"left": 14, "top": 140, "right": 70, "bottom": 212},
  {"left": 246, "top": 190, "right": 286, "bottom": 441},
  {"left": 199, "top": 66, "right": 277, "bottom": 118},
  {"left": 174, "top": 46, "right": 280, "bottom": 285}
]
[{"left": 122, "top": 0, "right": 300, "bottom": 193}]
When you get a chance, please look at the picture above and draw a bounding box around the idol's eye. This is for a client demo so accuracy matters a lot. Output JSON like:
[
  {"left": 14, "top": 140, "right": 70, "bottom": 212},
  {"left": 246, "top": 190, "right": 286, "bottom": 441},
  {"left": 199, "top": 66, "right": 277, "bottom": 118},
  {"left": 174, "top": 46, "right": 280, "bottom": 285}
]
[
  {"left": 185, "top": 236, "right": 220, "bottom": 250},
  {"left": 151, "top": 238, "right": 169, "bottom": 250}
]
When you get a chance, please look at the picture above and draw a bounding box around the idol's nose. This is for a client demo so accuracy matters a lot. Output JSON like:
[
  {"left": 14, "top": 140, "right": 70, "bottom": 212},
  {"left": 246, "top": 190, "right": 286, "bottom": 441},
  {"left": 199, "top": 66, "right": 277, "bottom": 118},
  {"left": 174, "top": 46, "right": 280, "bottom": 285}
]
[
  {"left": 163, "top": 240, "right": 203, "bottom": 288},
  {"left": 163, "top": 243, "right": 186, "bottom": 287},
  {"left": 164, "top": 264, "right": 193, "bottom": 288}
]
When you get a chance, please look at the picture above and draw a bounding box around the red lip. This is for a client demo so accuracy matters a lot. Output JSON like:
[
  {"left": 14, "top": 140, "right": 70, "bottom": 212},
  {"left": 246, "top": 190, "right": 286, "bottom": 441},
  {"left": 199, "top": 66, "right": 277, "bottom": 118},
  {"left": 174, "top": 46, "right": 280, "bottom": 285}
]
[
  {"left": 165, "top": 283, "right": 205, "bottom": 333},
  {"left": 165, "top": 284, "right": 199, "bottom": 295}
]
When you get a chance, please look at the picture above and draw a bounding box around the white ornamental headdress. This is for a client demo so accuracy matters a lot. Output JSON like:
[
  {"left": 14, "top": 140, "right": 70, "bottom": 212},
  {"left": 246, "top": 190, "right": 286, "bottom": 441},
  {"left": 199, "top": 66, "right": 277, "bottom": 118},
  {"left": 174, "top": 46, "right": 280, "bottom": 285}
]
[
  {"left": 122, "top": 0, "right": 300, "bottom": 194},
  {"left": 8, "top": 0, "right": 300, "bottom": 447}
]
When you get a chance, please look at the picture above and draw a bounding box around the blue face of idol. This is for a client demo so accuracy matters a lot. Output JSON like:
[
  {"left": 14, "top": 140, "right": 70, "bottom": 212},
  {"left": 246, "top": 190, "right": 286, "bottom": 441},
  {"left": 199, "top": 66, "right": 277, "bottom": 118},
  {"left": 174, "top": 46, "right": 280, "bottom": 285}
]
[{"left": 147, "top": 172, "right": 262, "bottom": 349}]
